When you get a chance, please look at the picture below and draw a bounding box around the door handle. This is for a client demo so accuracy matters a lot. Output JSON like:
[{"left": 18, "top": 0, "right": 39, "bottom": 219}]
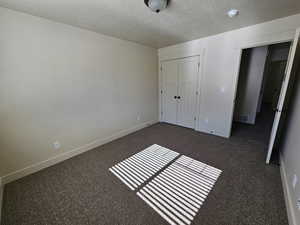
[
  {"left": 174, "top": 96, "right": 177, "bottom": 99},
  {"left": 177, "top": 96, "right": 181, "bottom": 99}
]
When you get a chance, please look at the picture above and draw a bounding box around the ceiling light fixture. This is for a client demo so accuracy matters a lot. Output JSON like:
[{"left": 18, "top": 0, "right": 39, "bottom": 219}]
[
  {"left": 144, "top": 0, "right": 169, "bottom": 13},
  {"left": 227, "top": 9, "right": 239, "bottom": 18}
]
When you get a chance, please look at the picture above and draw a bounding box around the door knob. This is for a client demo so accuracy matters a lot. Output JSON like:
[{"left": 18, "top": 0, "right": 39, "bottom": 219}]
[
  {"left": 177, "top": 96, "right": 181, "bottom": 99},
  {"left": 174, "top": 96, "right": 177, "bottom": 99}
]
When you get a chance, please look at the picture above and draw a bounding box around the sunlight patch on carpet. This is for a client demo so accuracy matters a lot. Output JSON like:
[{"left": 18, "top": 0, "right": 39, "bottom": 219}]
[
  {"left": 109, "top": 144, "right": 179, "bottom": 190},
  {"left": 109, "top": 144, "right": 222, "bottom": 225}
]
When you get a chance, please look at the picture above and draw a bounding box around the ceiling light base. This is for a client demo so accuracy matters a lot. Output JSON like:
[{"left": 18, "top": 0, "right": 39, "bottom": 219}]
[{"left": 144, "top": 0, "right": 169, "bottom": 13}]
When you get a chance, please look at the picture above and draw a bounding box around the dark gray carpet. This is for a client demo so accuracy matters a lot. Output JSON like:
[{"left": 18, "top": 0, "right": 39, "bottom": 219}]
[{"left": 1, "top": 112, "right": 288, "bottom": 224}]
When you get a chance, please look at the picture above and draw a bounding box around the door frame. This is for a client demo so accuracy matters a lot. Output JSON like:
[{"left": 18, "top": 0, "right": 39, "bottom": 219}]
[
  {"left": 229, "top": 38, "right": 293, "bottom": 136},
  {"left": 159, "top": 54, "right": 202, "bottom": 130},
  {"left": 229, "top": 37, "right": 295, "bottom": 164}
]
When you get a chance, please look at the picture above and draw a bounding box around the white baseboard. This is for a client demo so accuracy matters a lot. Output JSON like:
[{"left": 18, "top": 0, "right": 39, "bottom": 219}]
[
  {"left": 195, "top": 127, "right": 229, "bottom": 139},
  {"left": 0, "top": 120, "right": 158, "bottom": 185},
  {"left": 280, "top": 154, "right": 297, "bottom": 225}
]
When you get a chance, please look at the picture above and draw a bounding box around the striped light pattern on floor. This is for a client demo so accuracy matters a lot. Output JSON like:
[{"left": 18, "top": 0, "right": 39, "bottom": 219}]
[
  {"left": 175, "top": 155, "right": 222, "bottom": 181},
  {"left": 137, "top": 155, "right": 222, "bottom": 225},
  {"left": 109, "top": 144, "right": 179, "bottom": 190}
]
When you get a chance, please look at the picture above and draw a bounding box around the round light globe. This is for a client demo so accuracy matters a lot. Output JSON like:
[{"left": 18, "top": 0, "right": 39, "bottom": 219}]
[{"left": 145, "top": 0, "right": 168, "bottom": 13}]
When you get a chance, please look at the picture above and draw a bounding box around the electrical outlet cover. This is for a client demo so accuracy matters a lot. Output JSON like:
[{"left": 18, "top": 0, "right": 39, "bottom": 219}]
[
  {"left": 53, "top": 141, "right": 61, "bottom": 150},
  {"left": 293, "top": 174, "right": 298, "bottom": 189}
]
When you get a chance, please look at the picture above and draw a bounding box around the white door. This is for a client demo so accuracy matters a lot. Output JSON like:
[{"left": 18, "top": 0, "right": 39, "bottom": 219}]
[
  {"left": 162, "top": 60, "right": 178, "bottom": 125},
  {"left": 161, "top": 56, "right": 199, "bottom": 129},
  {"left": 266, "top": 28, "right": 300, "bottom": 164},
  {"left": 177, "top": 57, "right": 199, "bottom": 129}
]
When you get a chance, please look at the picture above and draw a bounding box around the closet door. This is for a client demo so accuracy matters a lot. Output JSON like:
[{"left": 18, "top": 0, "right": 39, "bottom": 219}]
[
  {"left": 162, "top": 60, "right": 178, "bottom": 125},
  {"left": 177, "top": 56, "right": 199, "bottom": 129}
]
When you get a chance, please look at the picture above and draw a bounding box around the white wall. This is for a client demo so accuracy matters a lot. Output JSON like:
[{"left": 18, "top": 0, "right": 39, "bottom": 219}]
[
  {"left": 0, "top": 7, "right": 158, "bottom": 181},
  {"left": 159, "top": 13, "right": 300, "bottom": 137},
  {"left": 234, "top": 47, "right": 268, "bottom": 124},
  {"left": 280, "top": 67, "right": 300, "bottom": 225}
]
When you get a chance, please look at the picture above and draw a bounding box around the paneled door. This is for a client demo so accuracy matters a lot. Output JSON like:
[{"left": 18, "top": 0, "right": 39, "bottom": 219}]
[
  {"left": 161, "top": 56, "right": 199, "bottom": 129},
  {"left": 266, "top": 28, "right": 300, "bottom": 164},
  {"left": 177, "top": 57, "right": 199, "bottom": 128},
  {"left": 162, "top": 59, "right": 178, "bottom": 125}
]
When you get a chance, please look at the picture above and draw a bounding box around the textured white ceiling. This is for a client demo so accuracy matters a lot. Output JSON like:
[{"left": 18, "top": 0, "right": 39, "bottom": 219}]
[{"left": 1, "top": 0, "right": 300, "bottom": 48}]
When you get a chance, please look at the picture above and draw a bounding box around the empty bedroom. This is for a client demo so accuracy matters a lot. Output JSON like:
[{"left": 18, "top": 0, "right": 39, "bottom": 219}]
[{"left": 1, "top": 0, "right": 300, "bottom": 225}]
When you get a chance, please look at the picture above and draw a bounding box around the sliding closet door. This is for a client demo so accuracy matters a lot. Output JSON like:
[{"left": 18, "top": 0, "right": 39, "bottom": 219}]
[
  {"left": 177, "top": 56, "right": 199, "bottom": 129},
  {"left": 162, "top": 60, "right": 178, "bottom": 125}
]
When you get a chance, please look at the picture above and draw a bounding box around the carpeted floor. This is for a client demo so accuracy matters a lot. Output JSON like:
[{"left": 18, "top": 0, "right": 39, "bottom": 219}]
[{"left": 1, "top": 109, "right": 288, "bottom": 225}]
